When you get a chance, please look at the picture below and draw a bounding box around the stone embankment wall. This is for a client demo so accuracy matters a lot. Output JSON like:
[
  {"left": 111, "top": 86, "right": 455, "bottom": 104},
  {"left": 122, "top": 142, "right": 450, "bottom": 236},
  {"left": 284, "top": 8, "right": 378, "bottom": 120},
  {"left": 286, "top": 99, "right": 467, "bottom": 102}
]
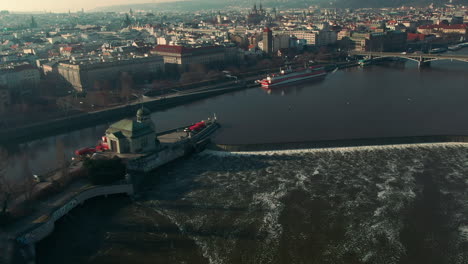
[
  {"left": 212, "top": 135, "right": 468, "bottom": 152},
  {"left": 15, "top": 184, "right": 134, "bottom": 246},
  {"left": 0, "top": 84, "right": 245, "bottom": 144}
]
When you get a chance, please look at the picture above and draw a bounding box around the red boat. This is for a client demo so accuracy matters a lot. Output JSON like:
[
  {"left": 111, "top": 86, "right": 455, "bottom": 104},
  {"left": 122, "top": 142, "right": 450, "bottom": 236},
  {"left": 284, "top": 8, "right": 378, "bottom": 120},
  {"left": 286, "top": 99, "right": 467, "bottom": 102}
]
[
  {"left": 75, "top": 147, "right": 96, "bottom": 156},
  {"left": 257, "top": 65, "right": 326, "bottom": 88},
  {"left": 189, "top": 121, "right": 206, "bottom": 132},
  {"left": 75, "top": 136, "right": 110, "bottom": 156}
]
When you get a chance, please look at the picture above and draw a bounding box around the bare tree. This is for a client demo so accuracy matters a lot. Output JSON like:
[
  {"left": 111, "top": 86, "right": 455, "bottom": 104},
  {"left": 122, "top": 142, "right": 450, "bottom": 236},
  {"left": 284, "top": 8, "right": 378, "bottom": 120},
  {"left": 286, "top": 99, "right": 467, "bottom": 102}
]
[
  {"left": 56, "top": 138, "right": 70, "bottom": 185},
  {"left": 180, "top": 72, "right": 203, "bottom": 84},
  {"left": 20, "top": 155, "right": 36, "bottom": 203},
  {"left": 0, "top": 148, "right": 14, "bottom": 216},
  {"left": 120, "top": 72, "right": 133, "bottom": 104},
  {"left": 188, "top": 63, "right": 207, "bottom": 74},
  {"left": 207, "top": 70, "right": 222, "bottom": 79}
]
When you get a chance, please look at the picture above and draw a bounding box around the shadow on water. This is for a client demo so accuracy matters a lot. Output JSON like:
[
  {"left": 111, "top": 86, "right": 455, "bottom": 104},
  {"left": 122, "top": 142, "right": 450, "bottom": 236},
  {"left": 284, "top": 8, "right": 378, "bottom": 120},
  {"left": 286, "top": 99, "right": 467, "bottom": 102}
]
[
  {"left": 138, "top": 153, "right": 303, "bottom": 201},
  {"left": 399, "top": 154, "right": 458, "bottom": 264},
  {"left": 36, "top": 195, "right": 209, "bottom": 264},
  {"left": 275, "top": 189, "right": 363, "bottom": 264}
]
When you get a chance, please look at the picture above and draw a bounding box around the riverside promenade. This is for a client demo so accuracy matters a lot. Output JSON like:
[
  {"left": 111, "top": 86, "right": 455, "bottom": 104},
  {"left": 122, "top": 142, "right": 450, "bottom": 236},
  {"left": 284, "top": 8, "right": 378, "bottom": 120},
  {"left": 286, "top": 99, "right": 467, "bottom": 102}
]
[{"left": 0, "top": 180, "right": 134, "bottom": 264}]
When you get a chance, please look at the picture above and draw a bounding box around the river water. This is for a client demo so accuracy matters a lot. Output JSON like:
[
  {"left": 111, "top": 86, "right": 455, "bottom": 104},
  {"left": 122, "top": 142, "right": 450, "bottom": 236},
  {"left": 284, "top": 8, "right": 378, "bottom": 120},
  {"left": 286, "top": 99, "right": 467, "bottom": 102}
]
[
  {"left": 3, "top": 50, "right": 468, "bottom": 178},
  {"left": 36, "top": 144, "right": 468, "bottom": 264},
  {"left": 6, "top": 50, "right": 468, "bottom": 263}
]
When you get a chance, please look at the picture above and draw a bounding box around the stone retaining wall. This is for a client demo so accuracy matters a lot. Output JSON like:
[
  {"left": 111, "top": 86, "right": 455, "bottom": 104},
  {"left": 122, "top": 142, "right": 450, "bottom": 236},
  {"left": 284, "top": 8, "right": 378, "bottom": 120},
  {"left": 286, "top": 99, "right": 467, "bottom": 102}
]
[{"left": 0, "top": 84, "right": 245, "bottom": 144}]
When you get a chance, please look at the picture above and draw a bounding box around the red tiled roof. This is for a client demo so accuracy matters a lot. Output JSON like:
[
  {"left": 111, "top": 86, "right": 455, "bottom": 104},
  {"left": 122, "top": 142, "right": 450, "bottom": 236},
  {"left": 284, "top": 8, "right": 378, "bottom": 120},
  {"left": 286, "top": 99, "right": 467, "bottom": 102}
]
[
  {"left": 418, "top": 23, "right": 468, "bottom": 30},
  {"left": 153, "top": 45, "right": 221, "bottom": 54}
]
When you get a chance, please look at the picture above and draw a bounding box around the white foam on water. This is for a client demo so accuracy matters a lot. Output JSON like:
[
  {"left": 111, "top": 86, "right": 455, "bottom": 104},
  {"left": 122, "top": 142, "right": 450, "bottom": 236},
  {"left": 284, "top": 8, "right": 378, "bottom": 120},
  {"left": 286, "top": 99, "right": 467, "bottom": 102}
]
[
  {"left": 148, "top": 202, "right": 229, "bottom": 264},
  {"left": 295, "top": 171, "right": 308, "bottom": 190},
  {"left": 459, "top": 226, "right": 468, "bottom": 241},
  {"left": 253, "top": 185, "right": 286, "bottom": 241},
  {"left": 203, "top": 142, "right": 468, "bottom": 157},
  {"left": 146, "top": 144, "right": 468, "bottom": 264}
]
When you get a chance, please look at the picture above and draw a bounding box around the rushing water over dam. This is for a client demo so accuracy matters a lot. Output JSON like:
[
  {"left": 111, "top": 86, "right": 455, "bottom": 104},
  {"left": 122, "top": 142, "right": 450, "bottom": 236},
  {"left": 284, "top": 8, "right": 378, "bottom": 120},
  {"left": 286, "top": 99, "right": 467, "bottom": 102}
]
[{"left": 37, "top": 144, "right": 468, "bottom": 264}]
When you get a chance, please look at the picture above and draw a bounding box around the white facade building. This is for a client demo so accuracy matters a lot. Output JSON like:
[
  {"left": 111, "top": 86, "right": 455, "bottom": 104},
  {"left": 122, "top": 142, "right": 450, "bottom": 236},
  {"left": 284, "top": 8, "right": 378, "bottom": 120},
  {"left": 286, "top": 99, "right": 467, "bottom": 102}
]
[{"left": 0, "top": 63, "right": 40, "bottom": 95}]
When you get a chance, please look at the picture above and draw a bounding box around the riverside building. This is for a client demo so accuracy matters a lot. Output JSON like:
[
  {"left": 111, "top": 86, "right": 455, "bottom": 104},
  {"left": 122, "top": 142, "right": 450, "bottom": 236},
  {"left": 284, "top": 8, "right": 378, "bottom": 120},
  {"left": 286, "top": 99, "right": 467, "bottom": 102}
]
[
  {"left": 0, "top": 63, "right": 40, "bottom": 96},
  {"left": 57, "top": 55, "right": 164, "bottom": 92},
  {"left": 151, "top": 45, "right": 225, "bottom": 69}
]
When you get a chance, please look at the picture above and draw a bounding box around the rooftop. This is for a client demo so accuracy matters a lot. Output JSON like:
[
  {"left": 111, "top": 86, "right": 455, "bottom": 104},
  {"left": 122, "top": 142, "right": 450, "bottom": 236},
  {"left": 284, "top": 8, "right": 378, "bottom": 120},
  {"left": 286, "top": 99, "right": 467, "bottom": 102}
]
[
  {"left": 153, "top": 44, "right": 223, "bottom": 55},
  {"left": 106, "top": 119, "right": 154, "bottom": 139},
  {"left": 158, "top": 131, "right": 189, "bottom": 144}
]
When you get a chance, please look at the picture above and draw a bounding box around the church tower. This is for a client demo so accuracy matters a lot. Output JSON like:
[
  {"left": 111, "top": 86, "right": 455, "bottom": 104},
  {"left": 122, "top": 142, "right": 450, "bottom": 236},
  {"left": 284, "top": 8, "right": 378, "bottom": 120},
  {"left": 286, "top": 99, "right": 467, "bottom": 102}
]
[{"left": 263, "top": 27, "right": 273, "bottom": 55}]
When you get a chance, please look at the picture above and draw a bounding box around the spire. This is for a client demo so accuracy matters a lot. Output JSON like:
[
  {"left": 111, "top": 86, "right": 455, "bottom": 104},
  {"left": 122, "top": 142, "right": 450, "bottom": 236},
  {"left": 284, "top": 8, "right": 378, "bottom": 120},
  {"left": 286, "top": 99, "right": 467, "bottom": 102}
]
[{"left": 30, "top": 16, "right": 38, "bottom": 28}]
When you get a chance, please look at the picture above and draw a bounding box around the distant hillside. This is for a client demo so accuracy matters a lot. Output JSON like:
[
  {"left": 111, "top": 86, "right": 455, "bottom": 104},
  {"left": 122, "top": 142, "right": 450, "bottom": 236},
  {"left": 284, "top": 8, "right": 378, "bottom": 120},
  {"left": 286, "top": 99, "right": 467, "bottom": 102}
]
[
  {"left": 326, "top": 0, "right": 468, "bottom": 8},
  {"left": 91, "top": 1, "right": 232, "bottom": 12},
  {"left": 91, "top": 0, "right": 468, "bottom": 12}
]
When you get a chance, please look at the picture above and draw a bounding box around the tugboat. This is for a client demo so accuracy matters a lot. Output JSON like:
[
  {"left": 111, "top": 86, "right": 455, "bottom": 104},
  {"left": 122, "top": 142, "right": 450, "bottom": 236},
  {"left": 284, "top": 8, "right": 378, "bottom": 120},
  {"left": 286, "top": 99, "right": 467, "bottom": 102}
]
[{"left": 257, "top": 64, "right": 326, "bottom": 88}]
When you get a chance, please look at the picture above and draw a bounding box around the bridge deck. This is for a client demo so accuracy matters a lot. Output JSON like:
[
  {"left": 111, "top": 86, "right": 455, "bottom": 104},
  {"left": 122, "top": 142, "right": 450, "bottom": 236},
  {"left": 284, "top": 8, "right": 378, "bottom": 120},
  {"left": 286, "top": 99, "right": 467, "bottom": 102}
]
[{"left": 349, "top": 51, "right": 468, "bottom": 61}]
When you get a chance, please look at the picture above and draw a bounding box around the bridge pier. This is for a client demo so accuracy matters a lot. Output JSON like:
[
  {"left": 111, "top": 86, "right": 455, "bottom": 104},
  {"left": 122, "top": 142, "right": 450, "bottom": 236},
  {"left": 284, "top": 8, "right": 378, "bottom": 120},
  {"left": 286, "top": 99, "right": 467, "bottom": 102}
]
[{"left": 418, "top": 60, "right": 431, "bottom": 68}]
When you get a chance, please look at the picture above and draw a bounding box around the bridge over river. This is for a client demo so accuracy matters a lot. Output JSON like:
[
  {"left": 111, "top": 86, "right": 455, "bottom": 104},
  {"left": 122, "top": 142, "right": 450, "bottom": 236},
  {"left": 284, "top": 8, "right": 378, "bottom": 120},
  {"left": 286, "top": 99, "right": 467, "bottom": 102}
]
[{"left": 349, "top": 51, "right": 468, "bottom": 67}]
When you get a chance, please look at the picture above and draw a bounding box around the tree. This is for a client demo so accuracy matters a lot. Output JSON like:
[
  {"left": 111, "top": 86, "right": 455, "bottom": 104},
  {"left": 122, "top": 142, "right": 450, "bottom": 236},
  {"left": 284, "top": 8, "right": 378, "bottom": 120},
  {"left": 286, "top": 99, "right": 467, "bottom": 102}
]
[
  {"left": 120, "top": 72, "right": 133, "bottom": 104},
  {"left": 0, "top": 148, "right": 14, "bottom": 217},
  {"left": 207, "top": 70, "right": 222, "bottom": 79},
  {"left": 180, "top": 72, "right": 202, "bottom": 84},
  {"left": 188, "top": 63, "right": 207, "bottom": 74},
  {"left": 56, "top": 138, "right": 70, "bottom": 185},
  {"left": 20, "top": 155, "right": 36, "bottom": 203},
  {"left": 257, "top": 58, "right": 273, "bottom": 68}
]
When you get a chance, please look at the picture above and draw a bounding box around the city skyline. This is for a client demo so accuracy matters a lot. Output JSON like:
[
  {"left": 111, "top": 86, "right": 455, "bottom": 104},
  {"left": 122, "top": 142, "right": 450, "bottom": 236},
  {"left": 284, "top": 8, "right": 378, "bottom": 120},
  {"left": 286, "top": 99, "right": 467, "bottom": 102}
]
[{"left": 0, "top": 0, "right": 181, "bottom": 12}]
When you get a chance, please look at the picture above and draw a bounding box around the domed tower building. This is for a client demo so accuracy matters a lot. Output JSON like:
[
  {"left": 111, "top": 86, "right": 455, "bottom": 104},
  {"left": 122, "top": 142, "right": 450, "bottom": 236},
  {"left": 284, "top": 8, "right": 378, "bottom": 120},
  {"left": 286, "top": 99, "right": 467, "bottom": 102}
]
[
  {"left": 105, "top": 107, "right": 159, "bottom": 154},
  {"left": 136, "top": 106, "right": 155, "bottom": 130}
]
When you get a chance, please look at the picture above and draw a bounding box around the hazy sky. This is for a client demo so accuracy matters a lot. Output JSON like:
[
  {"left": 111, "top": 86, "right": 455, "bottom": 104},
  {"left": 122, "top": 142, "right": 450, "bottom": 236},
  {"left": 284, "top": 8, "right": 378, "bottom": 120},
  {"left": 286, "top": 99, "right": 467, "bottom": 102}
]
[{"left": 0, "top": 0, "right": 180, "bottom": 12}]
